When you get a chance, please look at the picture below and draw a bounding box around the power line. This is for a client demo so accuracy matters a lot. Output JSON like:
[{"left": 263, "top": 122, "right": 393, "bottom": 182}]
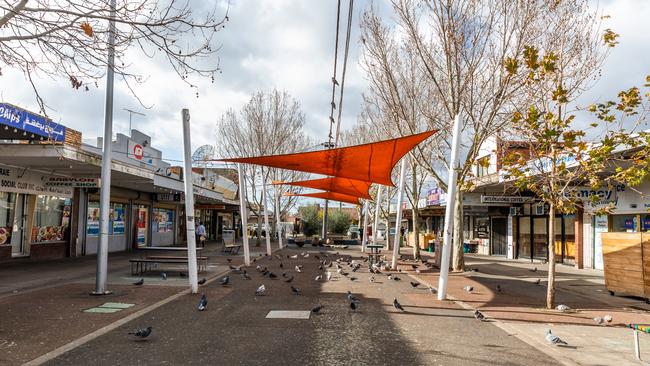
[
  {"left": 326, "top": 0, "right": 342, "bottom": 144},
  {"left": 334, "top": 0, "right": 354, "bottom": 147}
]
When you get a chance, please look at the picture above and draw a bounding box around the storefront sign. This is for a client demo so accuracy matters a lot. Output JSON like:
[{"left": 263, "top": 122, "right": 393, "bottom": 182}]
[
  {"left": 480, "top": 195, "right": 534, "bottom": 204},
  {"left": 127, "top": 140, "right": 154, "bottom": 166},
  {"left": 0, "top": 164, "right": 73, "bottom": 197},
  {"left": 157, "top": 193, "right": 183, "bottom": 202},
  {"left": 0, "top": 103, "right": 66, "bottom": 142},
  {"left": 45, "top": 177, "right": 100, "bottom": 188}
]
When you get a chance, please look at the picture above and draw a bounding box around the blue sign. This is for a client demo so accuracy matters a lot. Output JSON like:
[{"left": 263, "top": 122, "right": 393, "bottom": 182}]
[{"left": 0, "top": 103, "right": 66, "bottom": 142}]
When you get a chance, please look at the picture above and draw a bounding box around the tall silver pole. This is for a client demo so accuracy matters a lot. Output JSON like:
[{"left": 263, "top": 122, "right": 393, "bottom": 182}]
[
  {"left": 384, "top": 186, "right": 391, "bottom": 250},
  {"left": 322, "top": 200, "right": 329, "bottom": 243},
  {"left": 361, "top": 200, "right": 369, "bottom": 252},
  {"left": 372, "top": 185, "right": 383, "bottom": 244},
  {"left": 238, "top": 164, "right": 251, "bottom": 265},
  {"left": 262, "top": 179, "right": 272, "bottom": 256},
  {"left": 391, "top": 159, "right": 407, "bottom": 270},
  {"left": 438, "top": 114, "right": 463, "bottom": 300},
  {"left": 181, "top": 109, "right": 199, "bottom": 294},
  {"left": 276, "top": 187, "right": 283, "bottom": 249},
  {"left": 92, "top": 0, "right": 116, "bottom": 295}
]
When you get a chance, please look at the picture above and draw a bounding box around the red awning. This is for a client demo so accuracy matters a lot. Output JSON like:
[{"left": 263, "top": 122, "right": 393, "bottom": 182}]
[
  {"left": 274, "top": 177, "right": 372, "bottom": 199},
  {"left": 285, "top": 191, "right": 361, "bottom": 205},
  {"left": 219, "top": 130, "right": 436, "bottom": 186}
]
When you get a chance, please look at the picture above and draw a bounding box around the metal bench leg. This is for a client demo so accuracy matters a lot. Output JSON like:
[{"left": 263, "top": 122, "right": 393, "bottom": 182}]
[{"left": 635, "top": 330, "right": 641, "bottom": 360}]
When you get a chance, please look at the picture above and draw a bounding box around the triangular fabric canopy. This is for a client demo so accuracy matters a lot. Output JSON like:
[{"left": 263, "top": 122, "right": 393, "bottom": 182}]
[
  {"left": 274, "top": 177, "right": 372, "bottom": 199},
  {"left": 219, "top": 130, "right": 436, "bottom": 186},
  {"left": 285, "top": 191, "right": 361, "bottom": 205}
]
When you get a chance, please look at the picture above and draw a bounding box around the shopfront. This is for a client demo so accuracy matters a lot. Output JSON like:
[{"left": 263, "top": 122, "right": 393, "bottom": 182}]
[
  {"left": 85, "top": 200, "right": 128, "bottom": 254},
  {"left": 515, "top": 204, "right": 575, "bottom": 263},
  {"left": 152, "top": 205, "right": 176, "bottom": 246}
]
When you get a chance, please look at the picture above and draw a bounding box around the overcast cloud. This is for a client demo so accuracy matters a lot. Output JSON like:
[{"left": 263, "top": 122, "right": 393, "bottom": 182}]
[{"left": 1, "top": 0, "right": 648, "bottom": 165}]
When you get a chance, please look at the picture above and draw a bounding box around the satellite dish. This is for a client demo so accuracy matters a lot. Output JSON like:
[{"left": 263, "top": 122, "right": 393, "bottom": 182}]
[{"left": 192, "top": 145, "right": 216, "bottom": 167}]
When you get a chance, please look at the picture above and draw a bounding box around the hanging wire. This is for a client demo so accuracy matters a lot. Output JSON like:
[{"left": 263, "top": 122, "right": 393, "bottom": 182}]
[
  {"left": 334, "top": 0, "right": 354, "bottom": 147},
  {"left": 326, "top": 0, "right": 342, "bottom": 144}
]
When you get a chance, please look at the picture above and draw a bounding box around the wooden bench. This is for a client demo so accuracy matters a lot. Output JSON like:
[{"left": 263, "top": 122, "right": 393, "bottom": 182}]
[{"left": 129, "top": 256, "right": 208, "bottom": 275}]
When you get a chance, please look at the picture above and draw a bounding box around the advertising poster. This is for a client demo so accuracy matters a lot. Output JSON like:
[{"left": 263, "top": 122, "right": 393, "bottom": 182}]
[{"left": 87, "top": 202, "right": 100, "bottom": 236}]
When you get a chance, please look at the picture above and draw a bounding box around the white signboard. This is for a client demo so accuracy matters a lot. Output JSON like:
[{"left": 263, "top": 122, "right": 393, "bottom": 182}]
[
  {"left": 480, "top": 195, "right": 535, "bottom": 204},
  {"left": 0, "top": 165, "right": 73, "bottom": 197}
]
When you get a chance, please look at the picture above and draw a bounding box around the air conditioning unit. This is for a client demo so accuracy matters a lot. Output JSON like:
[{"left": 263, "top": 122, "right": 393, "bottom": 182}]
[{"left": 509, "top": 207, "right": 521, "bottom": 216}]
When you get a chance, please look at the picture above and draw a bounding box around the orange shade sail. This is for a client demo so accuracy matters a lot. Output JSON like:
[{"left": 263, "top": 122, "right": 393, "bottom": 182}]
[
  {"left": 285, "top": 191, "right": 361, "bottom": 205},
  {"left": 219, "top": 130, "right": 436, "bottom": 186},
  {"left": 274, "top": 177, "right": 372, "bottom": 199}
]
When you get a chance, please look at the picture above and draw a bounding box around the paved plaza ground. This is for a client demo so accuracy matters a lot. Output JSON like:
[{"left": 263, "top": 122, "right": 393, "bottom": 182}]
[{"left": 1, "top": 241, "right": 649, "bottom": 365}]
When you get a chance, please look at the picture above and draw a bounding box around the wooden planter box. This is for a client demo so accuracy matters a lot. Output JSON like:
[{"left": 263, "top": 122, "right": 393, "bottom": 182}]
[{"left": 602, "top": 232, "right": 649, "bottom": 299}]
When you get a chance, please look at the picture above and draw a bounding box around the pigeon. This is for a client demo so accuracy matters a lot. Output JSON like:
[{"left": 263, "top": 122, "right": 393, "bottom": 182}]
[
  {"left": 555, "top": 304, "right": 571, "bottom": 312},
  {"left": 279, "top": 262, "right": 284, "bottom": 269},
  {"left": 220, "top": 276, "right": 230, "bottom": 286},
  {"left": 393, "top": 298, "right": 405, "bottom": 312},
  {"left": 415, "top": 269, "right": 421, "bottom": 274},
  {"left": 284, "top": 276, "right": 294, "bottom": 283},
  {"left": 133, "top": 278, "right": 144, "bottom": 286},
  {"left": 347, "top": 291, "right": 360, "bottom": 302},
  {"left": 350, "top": 301, "right": 358, "bottom": 311},
  {"left": 387, "top": 274, "right": 393, "bottom": 281},
  {"left": 161, "top": 272, "right": 167, "bottom": 280},
  {"left": 349, "top": 277, "right": 357, "bottom": 281},
  {"left": 496, "top": 284, "right": 502, "bottom": 293},
  {"left": 268, "top": 272, "right": 278, "bottom": 279},
  {"left": 530, "top": 267, "right": 538, "bottom": 273},
  {"left": 198, "top": 278, "right": 206, "bottom": 285},
  {"left": 255, "top": 284, "right": 266, "bottom": 296},
  {"left": 295, "top": 266, "right": 302, "bottom": 273},
  {"left": 242, "top": 272, "right": 251, "bottom": 280},
  {"left": 410, "top": 281, "right": 420, "bottom": 288},
  {"left": 326, "top": 272, "right": 332, "bottom": 281},
  {"left": 311, "top": 304, "right": 323, "bottom": 314},
  {"left": 594, "top": 316, "right": 603, "bottom": 325},
  {"left": 463, "top": 285, "right": 474, "bottom": 293},
  {"left": 290, "top": 286, "right": 301, "bottom": 295},
  {"left": 534, "top": 279, "right": 541, "bottom": 285},
  {"left": 340, "top": 271, "right": 349, "bottom": 276},
  {"left": 303, "top": 253, "right": 310, "bottom": 258},
  {"left": 290, "top": 254, "right": 298, "bottom": 259},
  {"left": 474, "top": 310, "right": 486, "bottom": 321},
  {"left": 369, "top": 276, "right": 375, "bottom": 283},
  {"left": 545, "top": 329, "right": 568, "bottom": 345},
  {"left": 197, "top": 294, "right": 208, "bottom": 311},
  {"left": 129, "top": 326, "right": 152, "bottom": 339},
  {"left": 603, "top": 315, "right": 613, "bottom": 323},
  {"left": 282, "top": 272, "right": 287, "bottom": 278},
  {"left": 429, "top": 287, "right": 437, "bottom": 294},
  {"left": 179, "top": 272, "right": 187, "bottom": 277},
  {"left": 393, "top": 276, "right": 401, "bottom": 281},
  {"left": 315, "top": 275, "right": 323, "bottom": 281}
]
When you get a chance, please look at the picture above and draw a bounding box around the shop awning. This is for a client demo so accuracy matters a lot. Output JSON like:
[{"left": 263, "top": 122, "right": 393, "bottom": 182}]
[
  {"left": 285, "top": 191, "right": 361, "bottom": 205},
  {"left": 219, "top": 130, "right": 436, "bottom": 186},
  {"left": 274, "top": 177, "right": 372, "bottom": 199}
]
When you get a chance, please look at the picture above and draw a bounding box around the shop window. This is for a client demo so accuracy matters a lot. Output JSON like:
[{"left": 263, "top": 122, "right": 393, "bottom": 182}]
[
  {"left": 476, "top": 156, "right": 490, "bottom": 177},
  {"left": 87, "top": 202, "right": 125, "bottom": 236},
  {"left": 153, "top": 208, "right": 174, "bottom": 233},
  {"left": 33, "top": 195, "right": 70, "bottom": 243},
  {"left": 0, "top": 192, "right": 16, "bottom": 245},
  {"left": 643, "top": 215, "right": 650, "bottom": 232},
  {"left": 612, "top": 214, "right": 638, "bottom": 232},
  {"left": 474, "top": 217, "right": 489, "bottom": 239}
]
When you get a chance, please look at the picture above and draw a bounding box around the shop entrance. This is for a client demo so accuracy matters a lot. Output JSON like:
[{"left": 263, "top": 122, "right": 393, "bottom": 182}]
[
  {"left": 490, "top": 217, "right": 507, "bottom": 256},
  {"left": 134, "top": 205, "right": 149, "bottom": 247}
]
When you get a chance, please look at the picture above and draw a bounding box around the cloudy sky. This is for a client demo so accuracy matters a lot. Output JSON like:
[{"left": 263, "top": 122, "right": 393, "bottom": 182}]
[{"left": 1, "top": 0, "right": 649, "bottom": 166}]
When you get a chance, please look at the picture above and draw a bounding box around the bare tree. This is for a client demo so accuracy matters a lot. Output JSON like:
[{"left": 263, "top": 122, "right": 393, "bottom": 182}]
[
  {"left": 216, "top": 89, "right": 313, "bottom": 243},
  {"left": 0, "top": 0, "right": 228, "bottom": 111},
  {"left": 360, "top": 0, "right": 609, "bottom": 270}
]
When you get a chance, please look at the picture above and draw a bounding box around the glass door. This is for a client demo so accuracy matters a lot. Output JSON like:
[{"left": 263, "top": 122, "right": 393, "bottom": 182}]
[{"left": 135, "top": 205, "right": 149, "bottom": 247}]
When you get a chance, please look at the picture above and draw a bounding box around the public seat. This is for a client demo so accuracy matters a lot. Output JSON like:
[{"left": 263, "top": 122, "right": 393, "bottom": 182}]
[{"left": 129, "top": 256, "right": 208, "bottom": 275}]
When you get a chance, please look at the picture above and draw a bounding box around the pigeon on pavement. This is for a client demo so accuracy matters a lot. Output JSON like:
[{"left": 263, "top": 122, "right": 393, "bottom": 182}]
[
  {"left": 534, "top": 279, "right": 541, "bottom": 285},
  {"left": 220, "top": 276, "right": 230, "bottom": 286},
  {"left": 369, "top": 276, "right": 375, "bottom": 283},
  {"left": 474, "top": 310, "right": 486, "bottom": 321},
  {"left": 179, "top": 272, "right": 187, "bottom": 277},
  {"left": 429, "top": 287, "right": 437, "bottom": 294},
  {"left": 161, "top": 272, "right": 167, "bottom": 280},
  {"left": 284, "top": 276, "right": 294, "bottom": 283},
  {"left": 393, "top": 298, "right": 405, "bottom": 312},
  {"left": 604, "top": 315, "right": 613, "bottom": 323},
  {"left": 463, "top": 285, "right": 473, "bottom": 293},
  {"left": 315, "top": 275, "right": 323, "bottom": 281},
  {"left": 496, "top": 284, "right": 502, "bottom": 293},
  {"left": 290, "top": 286, "right": 302, "bottom": 295},
  {"left": 289, "top": 254, "right": 298, "bottom": 259},
  {"left": 255, "top": 284, "right": 266, "bottom": 296},
  {"left": 198, "top": 278, "right": 207, "bottom": 285},
  {"left": 268, "top": 272, "right": 278, "bottom": 279},
  {"left": 311, "top": 304, "right": 323, "bottom": 314},
  {"left": 197, "top": 294, "right": 208, "bottom": 311},
  {"left": 545, "top": 329, "right": 568, "bottom": 345},
  {"left": 326, "top": 271, "right": 332, "bottom": 281},
  {"left": 295, "top": 265, "right": 302, "bottom": 273},
  {"left": 594, "top": 316, "right": 603, "bottom": 325},
  {"left": 530, "top": 267, "right": 538, "bottom": 272},
  {"left": 410, "top": 281, "right": 420, "bottom": 288},
  {"left": 555, "top": 304, "right": 571, "bottom": 312},
  {"left": 347, "top": 291, "right": 360, "bottom": 302},
  {"left": 129, "top": 326, "right": 152, "bottom": 339},
  {"left": 133, "top": 278, "right": 144, "bottom": 286},
  {"left": 242, "top": 271, "right": 251, "bottom": 280},
  {"left": 350, "top": 301, "right": 358, "bottom": 311}
]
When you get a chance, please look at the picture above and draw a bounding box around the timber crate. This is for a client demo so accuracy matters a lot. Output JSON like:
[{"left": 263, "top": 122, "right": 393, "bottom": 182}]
[{"left": 602, "top": 232, "right": 649, "bottom": 299}]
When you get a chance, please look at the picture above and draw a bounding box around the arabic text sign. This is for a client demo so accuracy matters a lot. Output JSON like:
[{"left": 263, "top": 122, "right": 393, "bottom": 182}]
[{"left": 0, "top": 103, "right": 66, "bottom": 142}]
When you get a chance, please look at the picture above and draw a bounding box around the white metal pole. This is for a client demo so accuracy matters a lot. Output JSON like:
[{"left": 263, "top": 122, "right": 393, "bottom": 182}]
[
  {"left": 372, "top": 185, "right": 383, "bottom": 245},
  {"left": 361, "top": 200, "right": 370, "bottom": 252},
  {"left": 262, "top": 179, "right": 272, "bottom": 256},
  {"left": 391, "top": 159, "right": 407, "bottom": 270},
  {"left": 276, "top": 187, "right": 283, "bottom": 249},
  {"left": 181, "top": 109, "right": 199, "bottom": 294},
  {"left": 384, "top": 186, "right": 390, "bottom": 250},
  {"left": 238, "top": 164, "right": 251, "bottom": 266},
  {"left": 438, "top": 113, "right": 463, "bottom": 300},
  {"left": 92, "top": 0, "right": 116, "bottom": 296}
]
